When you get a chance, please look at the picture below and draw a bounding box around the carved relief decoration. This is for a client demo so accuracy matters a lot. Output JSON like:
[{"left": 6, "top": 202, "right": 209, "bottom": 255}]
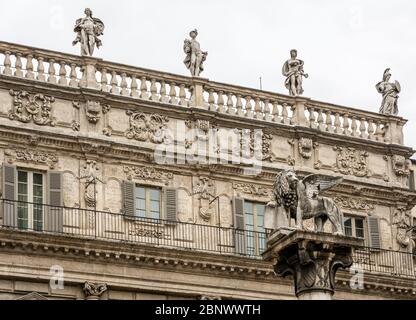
[
  {"left": 83, "top": 282, "right": 107, "bottom": 300},
  {"left": 333, "top": 146, "right": 370, "bottom": 177},
  {"left": 86, "top": 101, "right": 110, "bottom": 124},
  {"left": 80, "top": 160, "right": 101, "bottom": 209},
  {"left": 125, "top": 111, "right": 169, "bottom": 143},
  {"left": 233, "top": 183, "right": 272, "bottom": 197},
  {"left": 5, "top": 148, "right": 58, "bottom": 169},
  {"left": 334, "top": 197, "right": 374, "bottom": 212},
  {"left": 193, "top": 176, "right": 216, "bottom": 222},
  {"left": 9, "top": 90, "right": 56, "bottom": 126},
  {"left": 393, "top": 208, "right": 415, "bottom": 252},
  {"left": 185, "top": 119, "right": 217, "bottom": 149},
  {"left": 392, "top": 155, "right": 411, "bottom": 176},
  {"left": 239, "top": 129, "right": 273, "bottom": 161},
  {"left": 298, "top": 137, "right": 317, "bottom": 159},
  {"left": 124, "top": 166, "right": 173, "bottom": 185}
]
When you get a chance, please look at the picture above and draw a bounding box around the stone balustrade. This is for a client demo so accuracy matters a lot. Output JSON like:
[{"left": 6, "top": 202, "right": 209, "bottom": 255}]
[{"left": 0, "top": 41, "right": 407, "bottom": 145}]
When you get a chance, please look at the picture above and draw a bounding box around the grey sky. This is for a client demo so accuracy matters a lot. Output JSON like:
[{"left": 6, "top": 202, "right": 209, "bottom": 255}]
[{"left": 2, "top": 0, "right": 415, "bottom": 156}]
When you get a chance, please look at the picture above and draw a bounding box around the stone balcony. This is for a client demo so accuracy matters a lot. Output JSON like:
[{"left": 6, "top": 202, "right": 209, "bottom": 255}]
[{"left": 0, "top": 40, "right": 408, "bottom": 146}]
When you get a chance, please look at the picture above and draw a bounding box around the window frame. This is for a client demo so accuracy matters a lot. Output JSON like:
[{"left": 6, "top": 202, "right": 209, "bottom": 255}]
[
  {"left": 343, "top": 215, "right": 366, "bottom": 241},
  {"left": 243, "top": 200, "right": 266, "bottom": 256},
  {"left": 16, "top": 168, "right": 46, "bottom": 231},
  {"left": 134, "top": 184, "right": 162, "bottom": 220}
]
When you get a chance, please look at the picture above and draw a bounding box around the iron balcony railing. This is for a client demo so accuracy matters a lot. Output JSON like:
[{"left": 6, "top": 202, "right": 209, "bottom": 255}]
[{"left": 0, "top": 199, "right": 415, "bottom": 279}]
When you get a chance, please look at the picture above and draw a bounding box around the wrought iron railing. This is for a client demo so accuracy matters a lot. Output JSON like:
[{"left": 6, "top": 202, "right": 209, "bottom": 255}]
[{"left": 0, "top": 199, "right": 415, "bottom": 279}]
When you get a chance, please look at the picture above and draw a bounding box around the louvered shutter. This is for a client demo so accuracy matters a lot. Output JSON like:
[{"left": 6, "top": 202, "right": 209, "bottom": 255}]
[
  {"left": 164, "top": 188, "right": 178, "bottom": 222},
  {"left": 2, "top": 164, "right": 17, "bottom": 227},
  {"left": 123, "top": 181, "right": 135, "bottom": 216},
  {"left": 46, "top": 172, "right": 63, "bottom": 232},
  {"left": 233, "top": 197, "right": 246, "bottom": 255},
  {"left": 367, "top": 216, "right": 381, "bottom": 249}
]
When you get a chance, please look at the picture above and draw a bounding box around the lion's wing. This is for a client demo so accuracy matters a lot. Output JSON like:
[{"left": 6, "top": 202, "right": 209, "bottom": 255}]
[{"left": 302, "top": 174, "right": 343, "bottom": 199}]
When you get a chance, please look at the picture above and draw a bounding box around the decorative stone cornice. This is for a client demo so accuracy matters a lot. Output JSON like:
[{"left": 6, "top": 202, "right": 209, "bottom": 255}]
[
  {"left": 124, "top": 165, "right": 173, "bottom": 185},
  {"left": 233, "top": 182, "right": 272, "bottom": 197},
  {"left": 334, "top": 196, "right": 375, "bottom": 212}
]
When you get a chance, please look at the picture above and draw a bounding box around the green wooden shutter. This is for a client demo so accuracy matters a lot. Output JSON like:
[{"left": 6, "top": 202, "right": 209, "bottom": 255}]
[
  {"left": 164, "top": 188, "right": 178, "bottom": 222},
  {"left": 367, "top": 216, "right": 381, "bottom": 249},
  {"left": 233, "top": 197, "right": 246, "bottom": 255},
  {"left": 123, "top": 181, "right": 135, "bottom": 216},
  {"left": 2, "top": 164, "right": 17, "bottom": 227},
  {"left": 46, "top": 172, "right": 63, "bottom": 232}
]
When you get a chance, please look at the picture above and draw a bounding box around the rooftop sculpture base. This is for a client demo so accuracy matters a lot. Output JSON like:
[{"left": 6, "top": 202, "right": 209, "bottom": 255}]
[{"left": 263, "top": 229, "right": 364, "bottom": 300}]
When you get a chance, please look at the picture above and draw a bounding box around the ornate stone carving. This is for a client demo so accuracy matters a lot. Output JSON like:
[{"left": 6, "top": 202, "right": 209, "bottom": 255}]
[
  {"left": 239, "top": 129, "right": 273, "bottom": 161},
  {"left": 80, "top": 160, "right": 101, "bottom": 209},
  {"left": 183, "top": 29, "right": 208, "bottom": 77},
  {"left": 125, "top": 111, "right": 169, "bottom": 144},
  {"left": 82, "top": 101, "right": 110, "bottom": 124},
  {"left": 393, "top": 208, "right": 415, "bottom": 253},
  {"left": 103, "top": 126, "right": 112, "bottom": 136},
  {"left": 193, "top": 177, "right": 216, "bottom": 222},
  {"left": 282, "top": 49, "right": 308, "bottom": 96},
  {"left": 376, "top": 68, "right": 400, "bottom": 116},
  {"left": 9, "top": 90, "right": 56, "bottom": 126},
  {"left": 73, "top": 8, "right": 104, "bottom": 57},
  {"left": 233, "top": 183, "right": 272, "bottom": 197},
  {"left": 298, "top": 138, "right": 316, "bottom": 159},
  {"left": 185, "top": 119, "right": 217, "bottom": 149},
  {"left": 334, "top": 197, "right": 374, "bottom": 212},
  {"left": 83, "top": 281, "right": 107, "bottom": 300},
  {"left": 5, "top": 149, "right": 58, "bottom": 169},
  {"left": 128, "top": 226, "right": 171, "bottom": 240},
  {"left": 392, "top": 155, "right": 411, "bottom": 176},
  {"left": 333, "top": 146, "right": 369, "bottom": 177},
  {"left": 124, "top": 166, "right": 173, "bottom": 185},
  {"left": 264, "top": 170, "right": 344, "bottom": 234},
  {"left": 71, "top": 120, "right": 80, "bottom": 131}
]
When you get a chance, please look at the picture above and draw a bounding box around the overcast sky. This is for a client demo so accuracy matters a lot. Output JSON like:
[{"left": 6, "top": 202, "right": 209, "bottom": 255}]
[{"left": 1, "top": 0, "right": 415, "bottom": 156}]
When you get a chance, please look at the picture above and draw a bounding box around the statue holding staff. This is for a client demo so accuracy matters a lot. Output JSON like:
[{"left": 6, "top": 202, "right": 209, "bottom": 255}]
[
  {"left": 183, "top": 29, "right": 208, "bottom": 77},
  {"left": 282, "top": 49, "right": 308, "bottom": 96},
  {"left": 376, "top": 68, "right": 400, "bottom": 116}
]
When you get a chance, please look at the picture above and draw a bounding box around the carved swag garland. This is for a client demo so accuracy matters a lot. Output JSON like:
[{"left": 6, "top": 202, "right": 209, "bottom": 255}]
[{"left": 9, "top": 90, "right": 56, "bottom": 126}]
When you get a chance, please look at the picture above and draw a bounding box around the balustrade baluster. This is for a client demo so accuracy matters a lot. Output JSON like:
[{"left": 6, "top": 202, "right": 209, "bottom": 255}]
[
  {"left": 375, "top": 121, "right": 383, "bottom": 141},
  {"left": 309, "top": 107, "right": 317, "bottom": 129},
  {"left": 140, "top": 76, "right": 149, "bottom": 99},
  {"left": 169, "top": 82, "right": 178, "bottom": 104},
  {"left": 217, "top": 91, "right": 225, "bottom": 113},
  {"left": 179, "top": 84, "right": 187, "bottom": 106},
  {"left": 129, "top": 75, "right": 138, "bottom": 97},
  {"left": 3, "top": 51, "right": 12, "bottom": 76},
  {"left": 282, "top": 103, "right": 290, "bottom": 124},
  {"left": 208, "top": 89, "right": 215, "bottom": 111},
  {"left": 25, "top": 55, "right": 34, "bottom": 80},
  {"left": 36, "top": 57, "right": 46, "bottom": 81},
  {"left": 351, "top": 116, "right": 358, "bottom": 137},
  {"left": 317, "top": 109, "right": 325, "bottom": 131},
  {"left": 47, "top": 59, "right": 57, "bottom": 84},
  {"left": 120, "top": 73, "right": 129, "bottom": 96},
  {"left": 150, "top": 78, "right": 158, "bottom": 100},
  {"left": 100, "top": 68, "right": 108, "bottom": 92},
  {"left": 236, "top": 95, "right": 243, "bottom": 116},
  {"left": 254, "top": 97, "right": 262, "bottom": 120},
  {"left": 272, "top": 101, "right": 280, "bottom": 123},
  {"left": 325, "top": 111, "right": 333, "bottom": 133},
  {"left": 245, "top": 96, "right": 253, "bottom": 118},
  {"left": 110, "top": 71, "right": 119, "bottom": 94},
  {"left": 226, "top": 93, "right": 234, "bottom": 114},
  {"left": 368, "top": 119, "right": 375, "bottom": 140},
  {"left": 334, "top": 113, "right": 342, "bottom": 134},
  {"left": 14, "top": 53, "right": 23, "bottom": 78},
  {"left": 360, "top": 118, "right": 368, "bottom": 139},
  {"left": 264, "top": 99, "right": 271, "bottom": 121},
  {"left": 343, "top": 114, "right": 350, "bottom": 136},
  {"left": 159, "top": 80, "right": 169, "bottom": 103},
  {"left": 68, "top": 64, "right": 78, "bottom": 87},
  {"left": 58, "top": 62, "right": 68, "bottom": 85}
]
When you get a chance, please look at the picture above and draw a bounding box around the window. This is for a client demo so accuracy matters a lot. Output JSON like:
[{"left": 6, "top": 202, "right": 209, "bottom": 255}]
[
  {"left": 244, "top": 201, "right": 266, "bottom": 256},
  {"left": 17, "top": 170, "right": 45, "bottom": 231},
  {"left": 344, "top": 216, "right": 365, "bottom": 239},
  {"left": 409, "top": 170, "right": 415, "bottom": 191},
  {"left": 135, "top": 185, "right": 161, "bottom": 219}
]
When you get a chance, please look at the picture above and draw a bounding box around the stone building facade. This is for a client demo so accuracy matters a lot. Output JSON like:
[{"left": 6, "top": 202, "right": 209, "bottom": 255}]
[{"left": 0, "top": 41, "right": 415, "bottom": 300}]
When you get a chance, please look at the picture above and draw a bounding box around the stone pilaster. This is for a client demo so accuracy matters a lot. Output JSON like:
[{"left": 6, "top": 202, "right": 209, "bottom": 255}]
[{"left": 263, "top": 230, "right": 364, "bottom": 300}]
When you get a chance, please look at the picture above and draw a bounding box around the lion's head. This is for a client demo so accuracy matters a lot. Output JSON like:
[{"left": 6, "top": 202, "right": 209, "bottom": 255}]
[{"left": 273, "top": 170, "right": 299, "bottom": 208}]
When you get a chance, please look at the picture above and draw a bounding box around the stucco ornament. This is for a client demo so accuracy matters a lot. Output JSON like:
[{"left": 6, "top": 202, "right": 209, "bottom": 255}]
[
  {"left": 9, "top": 90, "right": 56, "bottom": 126},
  {"left": 265, "top": 170, "right": 344, "bottom": 234},
  {"left": 193, "top": 177, "right": 216, "bottom": 222},
  {"left": 125, "top": 111, "right": 169, "bottom": 143},
  {"left": 298, "top": 138, "right": 315, "bottom": 159},
  {"left": 392, "top": 155, "right": 411, "bottom": 177},
  {"left": 333, "top": 146, "right": 369, "bottom": 177},
  {"left": 85, "top": 101, "right": 110, "bottom": 124},
  {"left": 376, "top": 68, "right": 400, "bottom": 116},
  {"left": 83, "top": 281, "right": 107, "bottom": 300},
  {"left": 282, "top": 50, "right": 308, "bottom": 96},
  {"left": 183, "top": 29, "right": 208, "bottom": 77},
  {"left": 73, "top": 8, "right": 105, "bottom": 56},
  {"left": 393, "top": 208, "right": 415, "bottom": 253}
]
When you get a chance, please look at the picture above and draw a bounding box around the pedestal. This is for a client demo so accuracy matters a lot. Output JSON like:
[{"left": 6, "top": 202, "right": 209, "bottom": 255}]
[{"left": 262, "top": 229, "right": 364, "bottom": 300}]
